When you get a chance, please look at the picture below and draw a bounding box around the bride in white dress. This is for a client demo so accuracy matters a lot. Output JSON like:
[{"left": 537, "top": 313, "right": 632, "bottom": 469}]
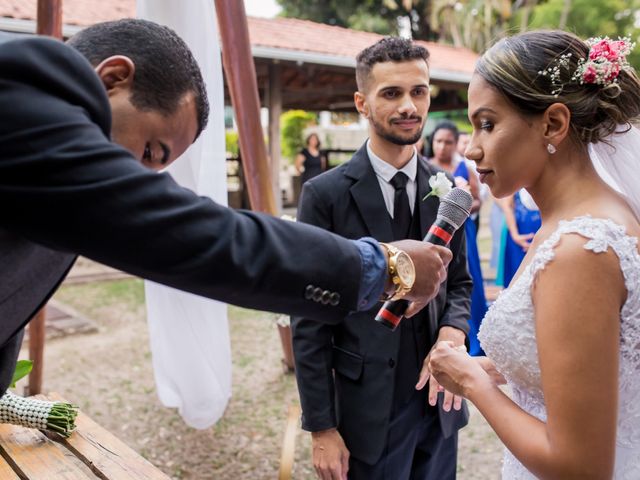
[{"left": 426, "top": 30, "right": 640, "bottom": 479}]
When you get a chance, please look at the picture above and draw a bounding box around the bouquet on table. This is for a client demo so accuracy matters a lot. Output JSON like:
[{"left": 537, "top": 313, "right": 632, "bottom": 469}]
[{"left": 0, "top": 360, "right": 78, "bottom": 437}]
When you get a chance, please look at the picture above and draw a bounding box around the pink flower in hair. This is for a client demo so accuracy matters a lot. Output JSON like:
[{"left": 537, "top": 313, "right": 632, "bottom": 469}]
[
  {"left": 571, "top": 36, "right": 636, "bottom": 87},
  {"left": 609, "top": 40, "right": 628, "bottom": 59},
  {"left": 582, "top": 64, "right": 598, "bottom": 83},
  {"left": 589, "top": 39, "right": 613, "bottom": 61},
  {"left": 605, "top": 62, "right": 621, "bottom": 82}
]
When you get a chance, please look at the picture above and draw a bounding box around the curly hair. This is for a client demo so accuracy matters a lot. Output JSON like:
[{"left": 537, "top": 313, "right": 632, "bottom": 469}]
[{"left": 356, "top": 37, "right": 430, "bottom": 92}]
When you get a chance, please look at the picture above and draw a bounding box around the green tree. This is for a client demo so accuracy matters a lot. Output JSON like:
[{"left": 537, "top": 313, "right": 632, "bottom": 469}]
[
  {"left": 277, "top": 0, "right": 539, "bottom": 48},
  {"left": 278, "top": 0, "right": 640, "bottom": 69},
  {"left": 280, "top": 110, "right": 317, "bottom": 160},
  {"left": 527, "top": 0, "right": 635, "bottom": 37},
  {"left": 225, "top": 130, "right": 239, "bottom": 157},
  {"left": 277, "top": 0, "right": 440, "bottom": 40},
  {"left": 430, "top": 0, "right": 515, "bottom": 51},
  {"left": 526, "top": 0, "right": 640, "bottom": 67}
]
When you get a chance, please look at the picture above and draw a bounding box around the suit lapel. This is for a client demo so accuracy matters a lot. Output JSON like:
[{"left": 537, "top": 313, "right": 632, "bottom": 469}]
[
  {"left": 345, "top": 145, "right": 394, "bottom": 242},
  {"left": 417, "top": 156, "right": 439, "bottom": 239}
]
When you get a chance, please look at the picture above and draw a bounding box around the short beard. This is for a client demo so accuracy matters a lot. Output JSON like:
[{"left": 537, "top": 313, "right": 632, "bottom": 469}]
[{"left": 370, "top": 115, "right": 423, "bottom": 146}]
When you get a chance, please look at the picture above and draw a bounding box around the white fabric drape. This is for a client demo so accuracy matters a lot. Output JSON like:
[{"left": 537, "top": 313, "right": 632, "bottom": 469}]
[{"left": 137, "top": 0, "right": 231, "bottom": 429}]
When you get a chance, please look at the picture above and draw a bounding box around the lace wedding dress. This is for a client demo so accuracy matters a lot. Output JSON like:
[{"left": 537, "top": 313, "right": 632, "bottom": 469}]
[{"left": 478, "top": 216, "right": 640, "bottom": 479}]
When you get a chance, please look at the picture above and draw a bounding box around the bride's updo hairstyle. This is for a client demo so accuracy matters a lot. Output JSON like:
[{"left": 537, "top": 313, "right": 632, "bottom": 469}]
[{"left": 475, "top": 30, "right": 640, "bottom": 144}]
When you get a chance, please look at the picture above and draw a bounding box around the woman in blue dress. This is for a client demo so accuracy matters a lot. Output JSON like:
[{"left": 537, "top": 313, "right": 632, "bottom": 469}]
[
  {"left": 495, "top": 189, "right": 542, "bottom": 287},
  {"left": 428, "top": 121, "right": 487, "bottom": 355}
]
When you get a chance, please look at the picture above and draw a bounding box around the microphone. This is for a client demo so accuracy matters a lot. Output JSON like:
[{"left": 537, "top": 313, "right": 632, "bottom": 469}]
[{"left": 375, "top": 187, "right": 473, "bottom": 330}]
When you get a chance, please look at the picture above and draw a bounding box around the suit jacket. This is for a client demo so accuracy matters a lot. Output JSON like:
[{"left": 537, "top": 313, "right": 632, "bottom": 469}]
[
  {"left": 0, "top": 34, "right": 367, "bottom": 394},
  {"left": 292, "top": 145, "right": 472, "bottom": 465}
]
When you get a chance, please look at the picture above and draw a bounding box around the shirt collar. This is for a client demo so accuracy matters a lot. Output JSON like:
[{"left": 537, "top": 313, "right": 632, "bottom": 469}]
[{"left": 366, "top": 140, "right": 417, "bottom": 183}]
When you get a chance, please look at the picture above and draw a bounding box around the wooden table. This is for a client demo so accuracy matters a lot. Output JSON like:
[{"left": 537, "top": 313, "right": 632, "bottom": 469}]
[{"left": 0, "top": 393, "right": 169, "bottom": 479}]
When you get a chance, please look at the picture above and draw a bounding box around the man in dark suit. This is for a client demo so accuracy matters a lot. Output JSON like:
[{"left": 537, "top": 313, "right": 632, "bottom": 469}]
[
  {"left": 292, "top": 38, "right": 472, "bottom": 479},
  {"left": 0, "top": 20, "right": 453, "bottom": 397}
]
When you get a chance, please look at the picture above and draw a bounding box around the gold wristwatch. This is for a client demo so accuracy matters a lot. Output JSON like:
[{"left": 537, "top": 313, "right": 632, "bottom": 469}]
[{"left": 380, "top": 243, "right": 416, "bottom": 301}]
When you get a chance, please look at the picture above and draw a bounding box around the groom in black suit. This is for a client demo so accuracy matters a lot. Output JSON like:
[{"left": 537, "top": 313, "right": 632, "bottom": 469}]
[{"left": 292, "top": 38, "right": 472, "bottom": 479}]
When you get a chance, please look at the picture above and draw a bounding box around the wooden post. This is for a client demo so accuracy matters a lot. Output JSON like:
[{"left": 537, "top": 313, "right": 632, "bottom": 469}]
[
  {"left": 26, "top": 309, "right": 46, "bottom": 396},
  {"left": 214, "top": 0, "right": 276, "bottom": 214},
  {"left": 215, "top": 0, "right": 297, "bottom": 369},
  {"left": 268, "top": 63, "right": 283, "bottom": 213},
  {"left": 28, "top": 0, "right": 63, "bottom": 396},
  {"left": 37, "top": 0, "right": 62, "bottom": 37}
]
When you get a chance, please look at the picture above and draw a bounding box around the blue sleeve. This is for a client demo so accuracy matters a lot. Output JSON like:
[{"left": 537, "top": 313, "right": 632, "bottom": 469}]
[{"left": 351, "top": 237, "right": 387, "bottom": 311}]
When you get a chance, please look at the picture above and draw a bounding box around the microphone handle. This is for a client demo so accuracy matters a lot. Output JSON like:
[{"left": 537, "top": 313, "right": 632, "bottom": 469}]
[{"left": 374, "top": 219, "right": 458, "bottom": 330}]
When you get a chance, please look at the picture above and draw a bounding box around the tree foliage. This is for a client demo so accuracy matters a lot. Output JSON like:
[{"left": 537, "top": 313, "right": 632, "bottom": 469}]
[
  {"left": 527, "top": 0, "right": 640, "bottom": 67},
  {"left": 277, "top": 0, "right": 640, "bottom": 65},
  {"left": 277, "top": 0, "right": 439, "bottom": 40},
  {"left": 280, "top": 110, "right": 317, "bottom": 160}
]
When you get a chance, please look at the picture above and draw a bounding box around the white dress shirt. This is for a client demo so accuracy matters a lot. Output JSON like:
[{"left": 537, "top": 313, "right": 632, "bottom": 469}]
[{"left": 366, "top": 140, "right": 418, "bottom": 218}]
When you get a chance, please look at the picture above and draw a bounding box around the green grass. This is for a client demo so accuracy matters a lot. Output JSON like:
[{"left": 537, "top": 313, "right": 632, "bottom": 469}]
[{"left": 55, "top": 278, "right": 145, "bottom": 312}]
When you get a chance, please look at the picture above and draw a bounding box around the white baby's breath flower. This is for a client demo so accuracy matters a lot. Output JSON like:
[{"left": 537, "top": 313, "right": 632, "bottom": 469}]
[{"left": 423, "top": 172, "right": 453, "bottom": 200}]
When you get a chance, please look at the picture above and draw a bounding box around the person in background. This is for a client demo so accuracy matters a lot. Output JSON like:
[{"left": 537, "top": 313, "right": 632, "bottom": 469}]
[
  {"left": 494, "top": 189, "right": 541, "bottom": 287},
  {"left": 488, "top": 194, "right": 505, "bottom": 274},
  {"left": 428, "top": 121, "right": 487, "bottom": 356},
  {"left": 295, "top": 132, "right": 327, "bottom": 185},
  {"left": 457, "top": 131, "right": 487, "bottom": 237}
]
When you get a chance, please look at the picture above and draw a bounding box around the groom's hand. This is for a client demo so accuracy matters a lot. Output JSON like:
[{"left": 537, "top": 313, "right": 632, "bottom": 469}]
[
  {"left": 311, "top": 428, "right": 350, "bottom": 480},
  {"left": 415, "top": 326, "right": 466, "bottom": 412}
]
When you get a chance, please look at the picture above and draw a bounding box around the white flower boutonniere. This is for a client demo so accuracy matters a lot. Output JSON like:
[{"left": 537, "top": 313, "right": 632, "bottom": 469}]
[{"left": 423, "top": 172, "right": 453, "bottom": 200}]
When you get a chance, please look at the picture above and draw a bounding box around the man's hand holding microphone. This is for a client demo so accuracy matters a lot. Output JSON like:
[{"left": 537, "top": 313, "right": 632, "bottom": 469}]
[
  {"left": 379, "top": 240, "right": 452, "bottom": 317},
  {"left": 376, "top": 187, "right": 473, "bottom": 326}
]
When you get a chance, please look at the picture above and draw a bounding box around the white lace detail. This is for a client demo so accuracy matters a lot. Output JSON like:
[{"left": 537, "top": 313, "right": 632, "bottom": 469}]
[{"left": 478, "top": 217, "right": 640, "bottom": 479}]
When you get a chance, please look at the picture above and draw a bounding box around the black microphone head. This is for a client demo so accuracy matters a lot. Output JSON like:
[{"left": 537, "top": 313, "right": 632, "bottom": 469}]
[{"left": 438, "top": 187, "right": 473, "bottom": 229}]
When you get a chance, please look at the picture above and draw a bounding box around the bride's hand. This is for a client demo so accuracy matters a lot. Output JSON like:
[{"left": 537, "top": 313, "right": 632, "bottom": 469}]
[
  {"left": 476, "top": 356, "right": 507, "bottom": 386},
  {"left": 428, "top": 341, "right": 491, "bottom": 397}
]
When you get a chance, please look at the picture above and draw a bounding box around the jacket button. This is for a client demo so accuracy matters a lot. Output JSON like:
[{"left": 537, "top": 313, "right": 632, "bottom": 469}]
[
  {"left": 321, "top": 290, "right": 332, "bottom": 304},
  {"left": 305, "top": 285, "right": 315, "bottom": 300},
  {"left": 329, "top": 292, "right": 340, "bottom": 306},
  {"left": 388, "top": 358, "right": 395, "bottom": 368},
  {"left": 312, "top": 287, "right": 323, "bottom": 302}
]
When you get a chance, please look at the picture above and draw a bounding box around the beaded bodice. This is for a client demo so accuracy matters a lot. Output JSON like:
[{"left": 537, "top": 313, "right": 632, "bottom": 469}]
[{"left": 478, "top": 217, "right": 640, "bottom": 479}]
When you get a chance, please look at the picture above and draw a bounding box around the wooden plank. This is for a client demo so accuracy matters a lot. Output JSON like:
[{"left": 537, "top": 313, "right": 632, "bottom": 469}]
[
  {"left": 47, "top": 393, "right": 171, "bottom": 480},
  {"left": 0, "top": 423, "right": 95, "bottom": 479},
  {"left": 0, "top": 452, "right": 20, "bottom": 480}
]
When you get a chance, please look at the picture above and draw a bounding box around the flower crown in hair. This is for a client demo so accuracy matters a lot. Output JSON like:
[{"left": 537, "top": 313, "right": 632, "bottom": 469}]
[{"left": 538, "top": 36, "right": 636, "bottom": 97}]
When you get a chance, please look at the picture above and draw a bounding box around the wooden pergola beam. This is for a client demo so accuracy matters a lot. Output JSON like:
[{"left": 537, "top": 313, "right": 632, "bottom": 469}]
[
  {"left": 214, "top": 0, "right": 276, "bottom": 215},
  {"left": 267, "top": 63, "right": 282, "bottom": 212},
  {"left": 28, "top": 0, "right": 63, "bottom": 396},
  {"left": 37, "top": 0, "right": 61, "bottom": 37}
]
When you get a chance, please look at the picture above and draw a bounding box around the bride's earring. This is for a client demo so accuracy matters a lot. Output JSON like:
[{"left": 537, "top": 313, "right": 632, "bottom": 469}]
[{"left": 547, "top": 143, "right": 557, "bottom": 154}]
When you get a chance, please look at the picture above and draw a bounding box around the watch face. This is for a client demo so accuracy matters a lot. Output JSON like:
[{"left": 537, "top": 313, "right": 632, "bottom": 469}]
[{"left": 396, "top": 252, "right": 416, "bottom": 286}]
